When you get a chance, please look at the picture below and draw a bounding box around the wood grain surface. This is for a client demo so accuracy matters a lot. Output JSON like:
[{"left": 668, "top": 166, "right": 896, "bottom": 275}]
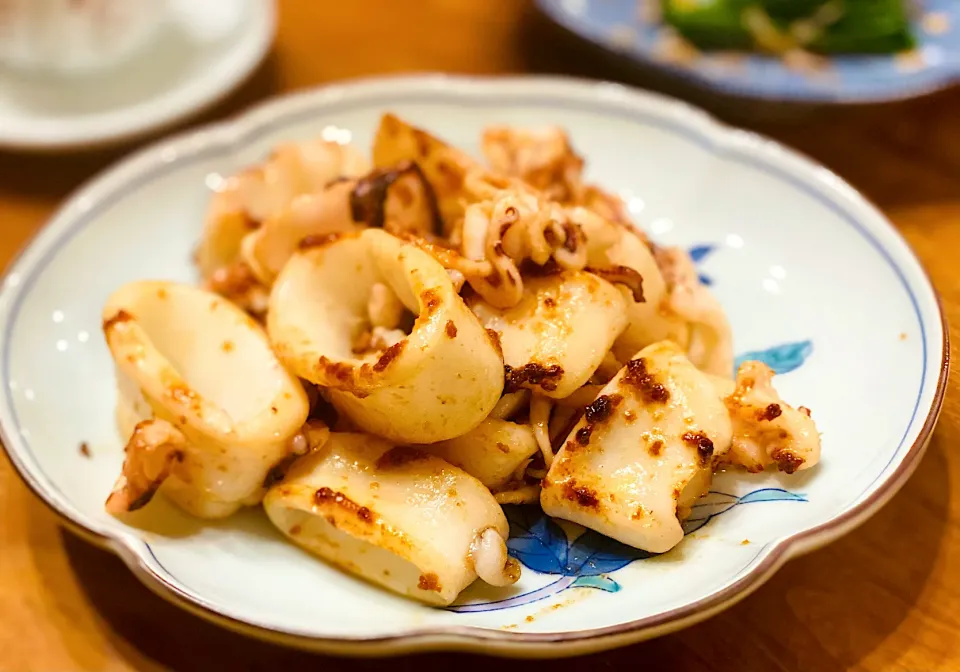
[{"left": 1, "top": 1, "right": 958, "bottom": 670}]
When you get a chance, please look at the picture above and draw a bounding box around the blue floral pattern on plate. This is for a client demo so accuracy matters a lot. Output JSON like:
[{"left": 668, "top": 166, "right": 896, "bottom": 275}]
[
  {"left": 537, "top": 0, "right": 960, "bottom": 103},
  {"left": 449, "top": 489, "right": 808, "bottom": 612},
  {"left": 447, "top": 241, "right": 815, "bottom": 613},
  {"left": 688, "top": 243, "right": 716, "bottom": 286},
  {"left": 735, "top": 340, "right": 814, "bottom": 375}
]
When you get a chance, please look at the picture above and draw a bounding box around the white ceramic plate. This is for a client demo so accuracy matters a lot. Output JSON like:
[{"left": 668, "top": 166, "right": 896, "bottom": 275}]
[
  {"left": 0, "top": 75, "right": 948, "bottom": 657},
  {"left": 0, "top": 0, "right": 275, "bottom": 151}
]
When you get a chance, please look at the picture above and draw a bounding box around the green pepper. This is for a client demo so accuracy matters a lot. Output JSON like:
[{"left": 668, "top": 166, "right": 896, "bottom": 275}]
[
  {"left": 809, "top": 0, "right": 915, "bottom": 53},
  {"left": 660, "top": 0, "right": 754, "bottom": 51},
  {"left": 660, "top": 0, "right": 916, "bottom": 55},
  {"left": 759, "top": 0, "right": 830, "bottom": 22}
]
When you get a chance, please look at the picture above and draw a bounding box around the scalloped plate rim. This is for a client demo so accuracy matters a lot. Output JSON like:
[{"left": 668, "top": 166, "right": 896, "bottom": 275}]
[{"left": 0, "top": 74, "right": 949, "bottom": 657}]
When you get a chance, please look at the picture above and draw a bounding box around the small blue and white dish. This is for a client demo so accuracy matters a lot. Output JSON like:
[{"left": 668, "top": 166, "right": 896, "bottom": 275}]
[{"left": 537, "top": 0, "right": 960, "bottom": 103}]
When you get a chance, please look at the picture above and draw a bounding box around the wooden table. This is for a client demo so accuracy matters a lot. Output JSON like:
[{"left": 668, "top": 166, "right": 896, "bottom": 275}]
[{"left": 1, "top": 1, "right": 958, "bottom": 670}]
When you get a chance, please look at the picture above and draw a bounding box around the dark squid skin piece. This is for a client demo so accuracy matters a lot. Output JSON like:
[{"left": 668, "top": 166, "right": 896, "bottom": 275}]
[{"left": 350, "top": 161, "right": 444, "bottom": 235}]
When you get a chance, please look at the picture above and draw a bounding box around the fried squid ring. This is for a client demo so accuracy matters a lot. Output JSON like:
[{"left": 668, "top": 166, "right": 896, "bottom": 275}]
[
  {"left": 196, "top": 139, "right": 369, "bottom": 280},
  {"left": 268, "top": 229, "right": 504, "bottom": 443},
  {"left": 102, "top": 281, "right": 311, "bottom": 518},
  {"left": 541, "top": 341, "right": 733, "bottom": 553},
  {"left": 263, "top": 433, "right": 520, "bottom": 606},
  {"left": 241, "top": 161, "right": 444, "bottom": 287},
  {"left": 468, "top": 270, "right": 628, "bottom": 399}
]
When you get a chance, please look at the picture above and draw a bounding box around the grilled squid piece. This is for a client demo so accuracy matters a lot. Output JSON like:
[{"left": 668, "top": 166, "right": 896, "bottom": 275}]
[
  {"left": 541, "top": 341, "right": 733, "bottom": 553},
  {"left": 102, "top": 281, "right": 311, "bottom": 518},
  {"left": 468, "top": 270, "right": 628, "bottom": 399},
  {"left": 241, "top": 161, "right": 443, "bottom": 287},
  {"left": 597, "top": 229, "right": 688, "bottom": 361},
  {"left": 422, "top": 418, "right": 539, "bottom": 490},
  {"left": 710, "top": 363, "right": 821, "bottom": 474},
  {"left": 196, "top": 139, "right": 369, "bottom": 280},
  {"left": 263, "top": 433, "right": 520, "bottom": 606},
  {"left": 481, "top": 125, "right": 584, "bottom": 203},
  {"left": 481, "top": 124, "right": 633, "bottom": 225},
  {"left": 239, "top": 180, "right": 361, "bottom": 286},
  {"left": 654, "top": 246, "right": 733, "bottom": 378},
  {"left": 268, "top": 229, "right": 504, "bottom": 443},
  {"left": 459, "top": 191, "right": 590, "bottom": 308},
  {"left": 373, "top": 113, "right": 483, "bottom": 236}
]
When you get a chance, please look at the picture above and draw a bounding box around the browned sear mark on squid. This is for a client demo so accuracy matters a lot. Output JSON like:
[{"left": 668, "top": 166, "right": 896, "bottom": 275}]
[
  {"left": 584, "top": 393, "right": 622, "bottom": 424},
  {"left": 102, "top": 309, "right": 134, "bottom": 332},
  {"left": 444, "top": 320, "right": 458, "bottom": 338},
  {"left": 622, "top": 358, "right": 670, "bottom": 403},
  {"left": 417, "top": 572, "right": 443, "bottom": 592},
  {"left": 315, "top": 356, "right": 358, "bottom": 389},
  {"left": 263, "top": 451, "right": 303, "bottom": 489},
  {"left": 682, "top": 431, "right": 714, "bottom": 466},
  {"left": 648, "top": 439, "right": 664, "bottom": 457},
  {"left": 79, "top": 442, "right": 91, "bottom": 458},
  {"left": 206, "top": 261, "right": 259, "bottom": 297},
  {"left": 420, "top": 289, "right": 441, "bottom": 314},
  {"left": 372, "top": 340, "right": 406, "bottom": 372},
  {"left": 757, "top": 403, "right": 782, "bottom": 421},
  {"left": 485, "top": 329, "right": 503, "bottom": 357},
  {"left": 519, "top": 258, "right": 562, "bottom": 277},
  {"left": 586, "top": 265, "right": 645, "bottom": 302},
  {"left": 313, "top": 487, "right": 374, "bottom": 523},
  {"left": 299, "top": 232, "right": 346, "bottom": 250},
  {"left": 350, "top": 161, "right": 444, "bottom": 235},
  {"left": 771, "top": 447, "right": 804, "bottom": 474},
  {"left": 504, "top": 362, "right": 564, "bottom": 393},
  {"left": 562, "top": 480, "right": 600, "bottom": 508},
  {"left": 574, "top": 393, "right": 624, "bottom": 447},
  {"left": 375, "top": 446, "right": 431, "bottom": 469}
]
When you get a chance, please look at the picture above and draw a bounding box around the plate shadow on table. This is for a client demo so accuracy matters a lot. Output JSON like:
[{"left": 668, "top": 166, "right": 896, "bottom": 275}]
[
  {"left": 517, "top": 5, "right": 960, "bottom": 213},
  {"left": 38, "top": 426, "right": 949, "bottom": 672}
]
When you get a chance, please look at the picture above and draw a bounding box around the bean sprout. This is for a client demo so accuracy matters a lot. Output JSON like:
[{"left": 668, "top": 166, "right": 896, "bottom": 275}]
[
  {"left": 530, "top": 394, "right": 555, "bottom": 468},
  {"left": 494, "top": 484, "right": 541, "bottom": 506}
]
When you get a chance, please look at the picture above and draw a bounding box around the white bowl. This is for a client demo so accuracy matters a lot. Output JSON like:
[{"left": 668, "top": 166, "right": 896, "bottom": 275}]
[
  {"left": 0, "top": 75, "right": 947, "bottom": 658},
  {"left": 0, "top": 0, "right": 275, "bottom": 151}
]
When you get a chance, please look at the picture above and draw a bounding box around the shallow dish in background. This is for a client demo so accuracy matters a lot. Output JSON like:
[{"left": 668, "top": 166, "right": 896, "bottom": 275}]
[
  {"left": 0, "top": 75, "right": 947, "bottom": 657},
  {"left": 0, "top": 0, "right": 275, "bottom": 151},
  {"left": 537, "top": 0, "right": 960, "bottom": 103}
]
